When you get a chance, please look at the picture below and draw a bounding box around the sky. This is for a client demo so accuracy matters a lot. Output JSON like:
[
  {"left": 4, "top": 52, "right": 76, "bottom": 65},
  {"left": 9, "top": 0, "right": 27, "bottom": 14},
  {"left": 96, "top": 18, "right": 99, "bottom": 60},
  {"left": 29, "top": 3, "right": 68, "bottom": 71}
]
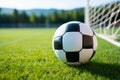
[
  {"left": 0, "top": 0, "right": 86, "bottom": 10},
  {"left": 0, "top": 0, "right": 119, "bottom": 10}
]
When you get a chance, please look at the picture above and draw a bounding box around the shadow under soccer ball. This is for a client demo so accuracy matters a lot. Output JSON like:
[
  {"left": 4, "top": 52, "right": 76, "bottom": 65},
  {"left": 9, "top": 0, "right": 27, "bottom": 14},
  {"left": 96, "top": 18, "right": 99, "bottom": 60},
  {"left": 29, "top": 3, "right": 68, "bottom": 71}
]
[{"left": 68, "top": 61, "right": 120, "bottom": 79}]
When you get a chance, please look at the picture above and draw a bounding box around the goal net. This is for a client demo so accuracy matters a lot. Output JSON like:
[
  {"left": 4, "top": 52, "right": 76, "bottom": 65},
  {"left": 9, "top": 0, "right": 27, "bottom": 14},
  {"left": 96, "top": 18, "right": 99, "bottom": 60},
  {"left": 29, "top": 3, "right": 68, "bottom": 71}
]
[{"left": 87, "top": 0, "right": 120, "bottom": 47}]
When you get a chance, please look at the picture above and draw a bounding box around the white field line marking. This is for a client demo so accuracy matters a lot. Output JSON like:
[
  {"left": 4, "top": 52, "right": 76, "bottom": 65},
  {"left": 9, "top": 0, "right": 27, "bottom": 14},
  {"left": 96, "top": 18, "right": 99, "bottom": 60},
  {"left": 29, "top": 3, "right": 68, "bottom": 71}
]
[
  {"left": 96, "top": 33, "right": 120, "bottom": 47},
  {"left": 0, "top": 32, "right": 40, "bottom": 47}
]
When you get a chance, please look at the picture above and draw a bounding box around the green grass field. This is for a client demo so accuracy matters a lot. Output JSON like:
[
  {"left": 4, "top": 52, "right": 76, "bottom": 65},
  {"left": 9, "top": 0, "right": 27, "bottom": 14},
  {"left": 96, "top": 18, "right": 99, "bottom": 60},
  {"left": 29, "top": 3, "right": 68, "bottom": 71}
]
[{"left": 0, "top": 28, "right": 120, "bottom": 80}]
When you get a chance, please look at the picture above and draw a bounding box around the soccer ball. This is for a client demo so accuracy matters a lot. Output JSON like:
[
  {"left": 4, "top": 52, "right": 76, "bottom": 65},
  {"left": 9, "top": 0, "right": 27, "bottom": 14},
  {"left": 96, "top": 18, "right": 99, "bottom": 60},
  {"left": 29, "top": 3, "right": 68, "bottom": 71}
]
[{"left": 52, "top": 21, "right": 97, "bottom": 65}]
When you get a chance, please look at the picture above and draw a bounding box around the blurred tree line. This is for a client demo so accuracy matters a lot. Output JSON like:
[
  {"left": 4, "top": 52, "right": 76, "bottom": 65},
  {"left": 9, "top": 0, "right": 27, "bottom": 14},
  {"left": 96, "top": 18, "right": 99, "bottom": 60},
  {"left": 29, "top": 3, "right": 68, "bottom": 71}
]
[{"left": 0, "top": 9, "right": 84, "bottom": 24}]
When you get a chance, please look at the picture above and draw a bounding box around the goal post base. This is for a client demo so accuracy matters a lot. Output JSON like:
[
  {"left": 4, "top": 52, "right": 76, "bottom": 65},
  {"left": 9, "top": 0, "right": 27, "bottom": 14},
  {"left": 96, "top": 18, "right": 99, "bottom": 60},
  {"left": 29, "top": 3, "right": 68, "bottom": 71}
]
[{"left": 96, "top": 33, "right": 120, "bottom": 47}]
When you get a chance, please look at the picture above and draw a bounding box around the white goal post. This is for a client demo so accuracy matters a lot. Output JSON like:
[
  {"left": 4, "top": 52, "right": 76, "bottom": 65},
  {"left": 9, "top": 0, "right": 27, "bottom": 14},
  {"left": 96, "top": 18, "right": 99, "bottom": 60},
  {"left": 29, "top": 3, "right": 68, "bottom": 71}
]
[{"left": 85, "top": 0, "right": 120, "bottom": 47}]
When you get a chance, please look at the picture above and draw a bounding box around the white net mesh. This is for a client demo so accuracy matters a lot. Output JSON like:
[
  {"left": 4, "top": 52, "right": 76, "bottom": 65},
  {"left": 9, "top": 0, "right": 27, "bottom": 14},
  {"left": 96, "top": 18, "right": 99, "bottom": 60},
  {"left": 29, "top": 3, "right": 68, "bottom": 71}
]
[{"left": 89, "top": 0, "right": 120, "bottom": 47}]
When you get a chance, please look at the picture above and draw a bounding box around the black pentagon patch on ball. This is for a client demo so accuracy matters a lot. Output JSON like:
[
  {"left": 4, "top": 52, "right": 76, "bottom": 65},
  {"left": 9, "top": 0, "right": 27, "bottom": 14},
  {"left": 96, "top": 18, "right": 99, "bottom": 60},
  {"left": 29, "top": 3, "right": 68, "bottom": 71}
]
[
  {"left": 54, "top": 36, "right": 63, "bottom": 50},
  {"left": 83, "top": 35, "right": 93, "bottom": 48},
  {"left": 66, "top": 23, "right": 80, "bottom": 32},
  {"left": 66, "top": 52, "right": 79, "bottom": 62}
]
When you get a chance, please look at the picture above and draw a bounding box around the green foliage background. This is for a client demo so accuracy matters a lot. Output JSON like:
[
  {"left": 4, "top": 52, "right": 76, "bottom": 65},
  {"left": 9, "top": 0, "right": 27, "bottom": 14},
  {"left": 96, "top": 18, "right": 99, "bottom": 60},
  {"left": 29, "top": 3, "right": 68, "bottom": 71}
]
[{"left": 0, "top": 9, "right": 84, "bottom": 24}]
